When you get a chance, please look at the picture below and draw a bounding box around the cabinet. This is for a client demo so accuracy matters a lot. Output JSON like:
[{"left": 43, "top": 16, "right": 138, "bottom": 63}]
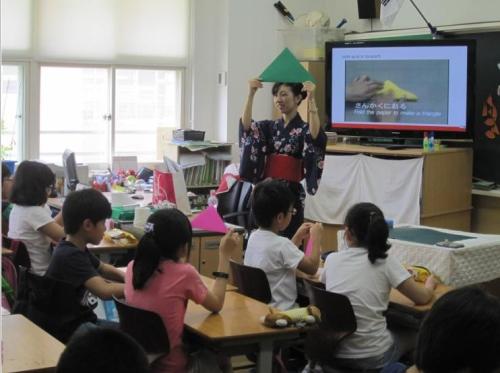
[
  {"left": 188, "top": 235, "right": 244, "bottom": 278},
  {"left": 319, "top": 145, "right": 473, "bottom": 249},
  {"left": 273, "top": 61, "right": 326, "bottom": 126}
]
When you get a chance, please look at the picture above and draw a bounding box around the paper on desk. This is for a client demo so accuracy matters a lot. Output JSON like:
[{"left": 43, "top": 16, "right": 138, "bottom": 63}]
[{"left": 191, "top": 205, "right": 228, "bottom": 234}]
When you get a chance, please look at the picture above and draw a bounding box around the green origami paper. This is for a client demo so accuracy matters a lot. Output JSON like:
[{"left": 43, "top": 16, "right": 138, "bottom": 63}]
[{"left": 259, "top": 48, "right": 316, "bottom": 83}]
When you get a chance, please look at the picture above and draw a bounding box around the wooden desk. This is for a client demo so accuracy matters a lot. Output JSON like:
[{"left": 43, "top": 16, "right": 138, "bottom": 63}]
[
  {"left": 2, "top": 314, "right": 65, "bottom": 373},
  {"left": 49, "top": 195, "right": 245, "bottom": 276},
  {"left": 184, "top": 291, "right": 303, "bottom": 372}
]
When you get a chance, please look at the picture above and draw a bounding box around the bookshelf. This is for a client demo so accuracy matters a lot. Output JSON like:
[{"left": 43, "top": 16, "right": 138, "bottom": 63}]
[{"left": 163, "top": 141, "right": 233, "bottom": 190}]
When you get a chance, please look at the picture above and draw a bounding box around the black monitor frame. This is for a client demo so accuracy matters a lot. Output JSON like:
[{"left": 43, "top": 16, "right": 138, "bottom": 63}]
[{"left": 325, "top": 38, "right": 476, "bottom": 142}]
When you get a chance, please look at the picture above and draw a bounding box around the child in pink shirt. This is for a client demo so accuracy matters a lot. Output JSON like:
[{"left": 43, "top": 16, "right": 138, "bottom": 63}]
[{"left": 124, "top": 208, "right": 240, "bottom": 373}]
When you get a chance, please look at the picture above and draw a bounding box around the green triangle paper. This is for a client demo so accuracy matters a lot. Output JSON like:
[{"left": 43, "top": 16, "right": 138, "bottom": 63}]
[{"left": 259, "top": 48, "right": 316, "bottom": 84}]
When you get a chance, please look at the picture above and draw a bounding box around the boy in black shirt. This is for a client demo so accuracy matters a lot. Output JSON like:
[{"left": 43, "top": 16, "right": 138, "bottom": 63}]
[{"left": 46, "top": 188, "right": 125, "bottom": 339}]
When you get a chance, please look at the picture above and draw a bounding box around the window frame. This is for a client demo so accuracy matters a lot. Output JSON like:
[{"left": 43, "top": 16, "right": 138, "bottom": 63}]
[
  {"left": 1, "top": 60, "right": 29, "bottom": 161},
  {"left": 14, "top": 60, "right": 186, "bottom": 168}
]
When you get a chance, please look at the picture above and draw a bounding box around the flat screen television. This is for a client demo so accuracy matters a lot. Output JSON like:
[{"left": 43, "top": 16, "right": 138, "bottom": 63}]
[{"left": 325, "top": 39, "right": 475, "bottom": 145}]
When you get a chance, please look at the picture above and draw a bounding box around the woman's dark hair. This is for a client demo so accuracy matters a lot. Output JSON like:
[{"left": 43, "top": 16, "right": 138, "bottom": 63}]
[
  {"left": 132, "top": 208, "right": 193, "bottom": 290},
  {"left": 2, "top": 162, "right": 12, "bottom": 182},
  {"left": 344, "top": 202, "right": 390, "bottom": 264},
  {"left": 9, "top": 160, "right": 55, "bottom": 206},
  {"left": 272, "top": 82, "right": 307, "bottom": 103},
  {"left": 251, "top": 179, "right": 295, "bottom": 229},
  {"left": 415, "top": 287, "right": 500, "bottom": 373}
]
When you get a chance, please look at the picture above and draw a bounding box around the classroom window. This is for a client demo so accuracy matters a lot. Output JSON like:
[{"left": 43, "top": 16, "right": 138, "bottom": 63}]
[
  {"left": 39, "top": 66, "right": 182, "bottom": 164},
  {"left": 1, "top": 64, "right": 24, "bottom": 161}
]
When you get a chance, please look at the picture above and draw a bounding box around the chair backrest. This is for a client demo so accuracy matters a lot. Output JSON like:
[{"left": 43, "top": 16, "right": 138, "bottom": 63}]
[
  {"left": 304, "top": 281, "right": 357, "bottom": 367},
  {"left": 14, "top": 267, "right": 95, "bottom": 342},
  {"left": 229, "top": 260, "right": 272, "bottom": 304},
  {"left": 217, "top": 180, "right": 254, "bottom": 229},
  {"left": 113, "top": 296, "right": 170, "bottom": 355},
  {"left": 2, "top": 235, "right": 31, "bottom": 270}
]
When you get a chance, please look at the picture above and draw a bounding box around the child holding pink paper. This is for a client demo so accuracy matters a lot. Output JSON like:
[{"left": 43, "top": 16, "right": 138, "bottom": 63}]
[{"left": 244, "top": 179, "right": 322, "bottom": 310}]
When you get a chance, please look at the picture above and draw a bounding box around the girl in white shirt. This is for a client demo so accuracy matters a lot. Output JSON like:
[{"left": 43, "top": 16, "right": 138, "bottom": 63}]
[
  {"left": 321, "top": 202, "right": 437, "bottom": 371},
  {"left": 8, "top": 161, "right": 65, "bottom": 275}
]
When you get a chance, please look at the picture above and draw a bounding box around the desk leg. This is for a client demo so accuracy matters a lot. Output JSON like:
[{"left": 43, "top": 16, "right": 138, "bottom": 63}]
[{"left": 257, "top": 340, "right": 274, "bottom": 373}]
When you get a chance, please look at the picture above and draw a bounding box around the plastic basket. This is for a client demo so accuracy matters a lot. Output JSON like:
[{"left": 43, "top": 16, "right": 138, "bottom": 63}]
[{"left": 111, "top": 206, "right": 135, "bottom": 222}]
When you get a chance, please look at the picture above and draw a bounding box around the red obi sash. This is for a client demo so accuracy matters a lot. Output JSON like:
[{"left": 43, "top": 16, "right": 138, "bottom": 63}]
[{"left": 263, "top": 154, "right": 304, "bottom": 183}]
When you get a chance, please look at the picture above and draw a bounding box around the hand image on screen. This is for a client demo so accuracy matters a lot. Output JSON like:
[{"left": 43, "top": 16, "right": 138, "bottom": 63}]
[
  {"left": 346, "top": 75, "right": 383, "bottom": 102},
  {"left": 369, "top": 93, "right": 402, "bottom": 123}
]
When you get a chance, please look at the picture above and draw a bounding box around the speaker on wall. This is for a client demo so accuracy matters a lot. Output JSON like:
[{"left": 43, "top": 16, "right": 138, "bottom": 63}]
[{"left": 357, "top": 0, "right": 380, "bottom": 19}]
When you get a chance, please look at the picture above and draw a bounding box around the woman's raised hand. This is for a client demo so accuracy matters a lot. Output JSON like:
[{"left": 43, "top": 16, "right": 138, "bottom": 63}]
[
  {"left": 302, "top": 81, "right": 316, "bottom": 100},
  {"left": 248, "top": 78, "right": 263, "bottom": 94}
]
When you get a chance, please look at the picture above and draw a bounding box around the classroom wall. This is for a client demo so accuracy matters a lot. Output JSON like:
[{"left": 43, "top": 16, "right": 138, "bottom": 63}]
[{"left": 193, "top": 0, "right": 500, "bottom": 155}]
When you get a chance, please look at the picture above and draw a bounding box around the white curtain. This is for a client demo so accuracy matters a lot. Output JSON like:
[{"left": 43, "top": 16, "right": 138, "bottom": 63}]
[
  {"left": 305, "top": 154, "right": 423, "bottom": 225},
  {"left": 2, "top": 0, "right": 190, "bottom": 65}
]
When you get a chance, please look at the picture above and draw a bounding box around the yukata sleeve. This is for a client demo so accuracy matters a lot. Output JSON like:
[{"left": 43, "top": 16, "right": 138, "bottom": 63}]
[
  {"left": 302, "top": 126, "right": 327, "bottom": 195},
  {"left": 238, "top": 118, "right": 273, "bottom": 184}
]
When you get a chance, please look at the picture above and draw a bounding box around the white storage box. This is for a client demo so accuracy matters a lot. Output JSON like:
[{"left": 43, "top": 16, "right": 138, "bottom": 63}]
[{"left": 280, "top": 28, "right": 344, "bottom": 60}]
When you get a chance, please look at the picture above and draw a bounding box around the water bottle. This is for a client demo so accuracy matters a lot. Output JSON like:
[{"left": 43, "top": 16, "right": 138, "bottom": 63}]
[
  {"left": 422, "top": 132, "right": 429, "bottom": 152},
  {"left": 429, "top": 131, "right": 435, "bottom": 152},
  {"left": 207, "top": 189, "right": 218, "bottom": 208}
]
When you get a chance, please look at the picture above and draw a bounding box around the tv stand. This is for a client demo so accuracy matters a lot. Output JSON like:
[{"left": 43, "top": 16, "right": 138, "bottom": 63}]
[{"left": 359, "top": 137, "right": 421, "bottom": 149}]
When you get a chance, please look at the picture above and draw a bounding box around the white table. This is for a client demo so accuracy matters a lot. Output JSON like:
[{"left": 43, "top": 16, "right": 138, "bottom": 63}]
[{"left": 338, "top": 225, "right": 500, "bottom": 287}]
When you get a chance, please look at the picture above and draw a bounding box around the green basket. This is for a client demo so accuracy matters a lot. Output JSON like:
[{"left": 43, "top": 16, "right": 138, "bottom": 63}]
[{"left": 111, "top": 206, "right": 135, "bottom": 222}]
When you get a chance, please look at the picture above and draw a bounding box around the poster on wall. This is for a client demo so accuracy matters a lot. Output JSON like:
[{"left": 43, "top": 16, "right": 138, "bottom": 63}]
[{"left": 456, "top": 32, "right": 500, "bottom": 184}]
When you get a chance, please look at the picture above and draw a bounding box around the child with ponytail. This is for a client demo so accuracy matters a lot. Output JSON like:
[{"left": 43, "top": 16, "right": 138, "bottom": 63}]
[
  {"left": 320, "top": 202, "right": 437, "bottom": 371},
  {"left": 124, "top": 208, "right": 240, "bottom": 373}
]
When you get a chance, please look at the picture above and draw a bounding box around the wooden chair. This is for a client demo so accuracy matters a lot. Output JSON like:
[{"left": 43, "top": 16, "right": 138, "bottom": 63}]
[
  {"left": 229, "top": 260, "right": 272, "bottom": 304},
  {"left": 113, "top": 296, "right": 170, "bottom": 364},
  {"left": 304, "top": 281, "right": 358, "bottom": 371}
]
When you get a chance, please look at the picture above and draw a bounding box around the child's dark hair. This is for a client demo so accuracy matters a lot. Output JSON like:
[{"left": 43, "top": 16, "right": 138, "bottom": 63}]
[
  {"left": 9, "top": 160, "right": 55, "bottom": 206},
  {"left": 62, "top": 189, "right": 112, "bottom": 234},
  {"left": 2, "top": 162, "right": 12, "bottom": 182},
  {"left": 56, "top": 327, "right": 149, "bottom": 373},
  {"left": 272, "top": 82, "right": 307, "bottom": 103},
  {"left": 344, "top": 202, "right": 390, "bottom": 264},
  {"left": 415, "top": 287, "right": 500, "bottom": 373},
  {"left": 251, "top": 179, "right": 295, "bottom": 229},
  {"left": 132, "top": 208, "right": 192, "bottom": 290}
]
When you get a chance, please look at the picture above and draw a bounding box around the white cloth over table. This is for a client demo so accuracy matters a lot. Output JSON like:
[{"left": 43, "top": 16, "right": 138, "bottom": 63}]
[
  {"left": 304, "top": 154, "right": 423, "bottom": 225},
  {"left": 337, "top": 225, "right": 500, "bottom": 287}
]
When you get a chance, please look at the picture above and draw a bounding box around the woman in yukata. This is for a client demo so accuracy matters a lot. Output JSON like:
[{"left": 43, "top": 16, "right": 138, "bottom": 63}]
[{"left": 239, "top": 79, "right": 327, "bottom": 239}]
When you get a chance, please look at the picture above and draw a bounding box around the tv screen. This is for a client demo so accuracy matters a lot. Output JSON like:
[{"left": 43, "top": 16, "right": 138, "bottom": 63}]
[{"left": 326, "top": 39, "right": 475, "bottom": 142}]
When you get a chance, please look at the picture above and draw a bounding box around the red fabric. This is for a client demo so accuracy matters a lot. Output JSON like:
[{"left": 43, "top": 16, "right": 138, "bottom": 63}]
[
  {"left": 264, "top": 154, "right": 304, "bottom": 182},
  {"left": 216, "top": 173, "right": 240, "bottom": 194},
  {"left": 153, "top": 170, "right": 176, "bottom": 205}
]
